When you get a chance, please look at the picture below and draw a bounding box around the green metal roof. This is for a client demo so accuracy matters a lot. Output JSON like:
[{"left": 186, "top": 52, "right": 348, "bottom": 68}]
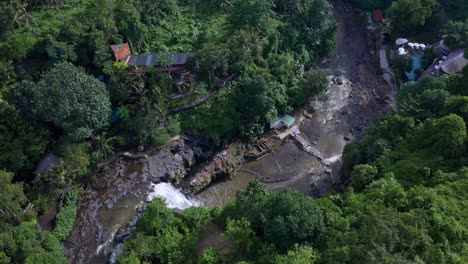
[
  {"left": 270, "top": 114, "right": 296, "bottom": 129},
  {"left": 279, "top": 115, "right": 296, "bottom": 127}
]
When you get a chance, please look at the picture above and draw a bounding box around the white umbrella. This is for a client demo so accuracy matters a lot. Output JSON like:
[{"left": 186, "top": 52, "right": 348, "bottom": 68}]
[
  {"left": 435, "top": 65, "right": 440, "bottom": 70},
  {"left": 439, "top": 60, "right": 443, "bottom": 64},
  {"left": 408, "top": 43, "right": 414, "bottom": 47},
  {"left": 396, "top": 38, "right": 408, "bottom": 46},
  {"left": 442, "top": 56, "right": 447, "bottom": 60},
  {"left": 398, "top": 47, "right": 405, "bottom": 52},
  {"left": 415, "top": 43, "right": 420, "bottom": 49},
  {"left": 420, "top": 44, "right": 426, "bottom": 50}
]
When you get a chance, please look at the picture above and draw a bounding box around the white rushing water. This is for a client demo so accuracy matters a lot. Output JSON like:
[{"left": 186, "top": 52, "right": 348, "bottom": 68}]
[
  {"left": 104, "top": 183, "right": 199, "bottom": 263},
  {"left": 323, "top": 154, "right": 342, "bottom": 164},
  {"left": 146, "top": 182, "right": 199, "bottom": 209}
]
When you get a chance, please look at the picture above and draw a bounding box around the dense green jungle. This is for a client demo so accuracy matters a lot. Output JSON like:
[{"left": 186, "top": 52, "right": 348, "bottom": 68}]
[{"left": 0, "top": 0, "right": 467, "bottom": 263}]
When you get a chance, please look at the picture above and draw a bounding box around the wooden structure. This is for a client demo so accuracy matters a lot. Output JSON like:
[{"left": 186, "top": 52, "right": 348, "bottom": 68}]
[
  {"left": 127, "top": 52, "right": 194, "bottom": 72},
  {"left": 109, "top": 43, "right": 194, "bottom": 72},
  {"left": 110, "top": 43, "right": 131, "bottom": 62},
  {"left": 439, "top": 49, "right": 468, "bottom": 74}
]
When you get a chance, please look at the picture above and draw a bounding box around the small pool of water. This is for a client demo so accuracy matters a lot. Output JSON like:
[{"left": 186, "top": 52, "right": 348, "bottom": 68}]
[{"left": 405, "top": 53, "right": 423, "bottom": 81}]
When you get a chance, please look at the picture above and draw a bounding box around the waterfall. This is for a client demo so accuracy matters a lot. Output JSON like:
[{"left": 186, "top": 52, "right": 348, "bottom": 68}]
[
  {"left": 324, "top": 154, "right": 342, "bottom": 164},
  {"left": 105, "top": 183, "right": 199, "bottom": 263},
  {"left": 146, "top": 182, "right": 199, "bottom": 209}
]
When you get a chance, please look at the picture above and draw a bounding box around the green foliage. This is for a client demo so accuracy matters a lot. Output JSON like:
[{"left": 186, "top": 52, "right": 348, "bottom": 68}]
[
  {"left": 198, "top": 248, "right": 219, "bottom": 264},
  {"left": 0, "top": 221, "right": 66, "bottom": 264},
  {"left": 180, "top": 86, "right": 241, "bottom": 144},
  {"left": 444, "top": 0, "right": 468, "bottom": 21},
  {"left": 235, "top": 76, "right": 277, "bottom": 132},
  {"left": 56, "top": 138, "right": 91, "bottom": 180},
  {"left": 167, "top": 117, "right": 182, "bottom": 135},
  {"left": 431, "top": 114, "right": 466, "bottom": 158},
  {"left": 52, "top": 188, "right": 81, "bottom": 241},
  {"left": 122, "top": 198, "right": 205, "bottom": 263},
  {"left": 0, "top": 102, "right": 50, "bottom": 174},
  {"left": 386, "top": 0, "right": 438, "bottom": 36},
  {"left": 395, "top": 54, "right": 413, "bottom": 77},
  {"left": 276, "top": 245, "right": 318, "bottom": 264},
  {"left": 228, "top": 0, "right": 274, "bottom": 30},
  {"left": 222, "top": 218, "right": 258, "bottom": 255},
  {"left": 421, "top": 48, "right": 436, "bottom": 70},
  {"left": 352, "top": 164, "right": 379, "bottom": 191},
  {"left": 441, "top": 19, "right": 468, "bottom": 49},
  {"left": 302, "top": 69, "right": 329, "bottom": 98},
  {"left": 117, "top": 105, "right": 131, "bottom": 121},
  {"left": 263, "top": 188, "right": 325, "bottom": 251},
  {"left": 0, "top": 170, "right": 27, "bottom": 222},
  {"left": 8, "top": 62, "right": 112, "bottom": 141},
  {"left": 24, "top": 234, "right": 67, "bottom": 264}
]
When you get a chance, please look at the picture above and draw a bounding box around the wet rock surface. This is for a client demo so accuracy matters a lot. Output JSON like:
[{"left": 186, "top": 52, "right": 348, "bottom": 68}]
[
  {"left": 64, "top": 139, "right": 209, "bottom": 264},
  {"left": 182, "top": 142, "right": 246, "bottom": 193}
]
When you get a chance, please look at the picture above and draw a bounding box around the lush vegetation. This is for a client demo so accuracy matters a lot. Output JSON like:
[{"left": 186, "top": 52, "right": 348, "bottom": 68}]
[
  {"left": 1, "top": 0, "right": 467, "bottom": 263},
  {"left": 120, "top": 67, "right": 468, "bottom": 263},
  {"left": 355, "top": 0, "right": 467, "bottom": 40},
  {"left": 0, "top": 0, "right": 335, "bottom": 261}
]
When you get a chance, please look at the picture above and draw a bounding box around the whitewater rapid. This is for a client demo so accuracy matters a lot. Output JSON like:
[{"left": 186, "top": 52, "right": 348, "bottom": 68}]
[{"left": 146, "top": 182, "right": 199, "bottom": 209}]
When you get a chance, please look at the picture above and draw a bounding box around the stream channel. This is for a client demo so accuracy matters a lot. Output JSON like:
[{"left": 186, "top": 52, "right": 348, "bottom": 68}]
[{"left": 64, "top": 1, "right": 395, "bottom": 263}]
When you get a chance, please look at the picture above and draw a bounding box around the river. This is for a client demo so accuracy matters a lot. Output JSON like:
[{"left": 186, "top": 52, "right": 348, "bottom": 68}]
[{"left": 65, "top": 1, "right": 395, "bottom": 263}]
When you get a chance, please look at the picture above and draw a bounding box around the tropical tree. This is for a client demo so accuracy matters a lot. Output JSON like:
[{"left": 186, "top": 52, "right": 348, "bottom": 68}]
[
  {"left": 386, "top": 0, "right": 438, "bottom": 35},
  {"left": 441, "top": 19, "right": 468, "bottom": 49},
  {"left": 0, "top": 170, "right": 27, "bottom": 221},
  {"left": 375, "top": 20, "right": 393, "bottom": 48},
  {"left": 8, "top": 62, "right": 111, "bottom": 141},
  {"left": 12, "top": 2, "right": 35, "bottom": 27},
  {"left": 0, "top": 102, "right": 50, "bottom": 174},
  {"left": 93, "top": 133, "right": 116, "bottom": 161},
  {"left": 191, "top": 42, "right": 229, "bottom": 87}
]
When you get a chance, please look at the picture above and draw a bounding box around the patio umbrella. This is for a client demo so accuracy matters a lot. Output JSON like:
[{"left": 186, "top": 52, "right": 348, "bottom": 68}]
[
  {"left": 420, "top": 44, "right": 426, "bottom": 50},
  {"left": 396, "top": 38, "right": 408, "bottom": 46}
]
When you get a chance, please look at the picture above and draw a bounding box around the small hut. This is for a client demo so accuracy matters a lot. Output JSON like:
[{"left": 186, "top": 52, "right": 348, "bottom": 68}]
[
  {"left": 270, "top": 115, "right": 296, "bottom": 130},
  {"left": 439, "top": 49, "right": 468, "bottom": 74}
]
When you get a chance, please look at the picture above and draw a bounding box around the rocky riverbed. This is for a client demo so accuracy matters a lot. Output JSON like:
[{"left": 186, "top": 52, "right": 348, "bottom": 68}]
[{"left": 64, "top": 139, "right": 212, "bottom": 264}]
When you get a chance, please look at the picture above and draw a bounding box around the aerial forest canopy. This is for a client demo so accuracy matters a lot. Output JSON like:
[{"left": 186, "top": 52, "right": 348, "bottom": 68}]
[
  {"left": 0, "top": 0, "right": 336, "bottom": 263},
  {"left": 0, "top": 0, "right": 467, "bottom": 263},
  {"left": 119, "top": 68, "right": 468, "bottom": 264}
]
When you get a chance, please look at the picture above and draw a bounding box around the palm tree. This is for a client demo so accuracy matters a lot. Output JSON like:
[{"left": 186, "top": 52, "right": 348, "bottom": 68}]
[
  {"left": 128, "top": 65, "right": 146, "bottom": 96},
  {"left": 211, "top": 0, "right": 231, "bottom": 11},
  {"left": 94, "top": 133, "right": 116, "bottom": 160},
  {"left": 375, "top": 20, "right": 392, "bottom": 48},
  {"left": 12, "top": 2, "right": 35, "bottom": 28}
]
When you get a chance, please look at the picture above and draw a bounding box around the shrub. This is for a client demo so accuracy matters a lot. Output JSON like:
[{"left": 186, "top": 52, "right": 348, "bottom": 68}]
[{"left": 53, "top": 188, "right": 81, "bottom": 240}]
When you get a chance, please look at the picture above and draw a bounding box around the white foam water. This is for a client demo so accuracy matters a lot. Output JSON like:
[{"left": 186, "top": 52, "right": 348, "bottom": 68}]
[
  {"left": 146, "top": 182, "right": 199, "bottom": 209},
  {"left": 324, "top": 154, "right": 342, "bottom": 164}
]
